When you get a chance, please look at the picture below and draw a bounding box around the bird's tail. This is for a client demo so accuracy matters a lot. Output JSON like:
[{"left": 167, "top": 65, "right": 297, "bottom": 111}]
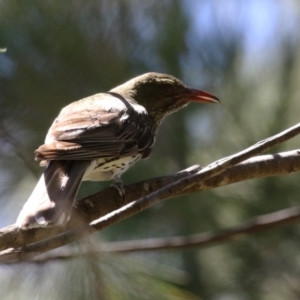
[{"left": 16, "top": 160, "right": 90, "bottom": 228}]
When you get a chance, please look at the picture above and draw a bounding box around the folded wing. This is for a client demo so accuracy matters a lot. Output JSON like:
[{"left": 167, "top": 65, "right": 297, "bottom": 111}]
[{"left": 35, "top": 92, "right": 155, "bottom": 162}]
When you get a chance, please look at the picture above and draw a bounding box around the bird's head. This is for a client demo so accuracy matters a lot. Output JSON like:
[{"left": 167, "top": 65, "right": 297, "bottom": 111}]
[{"left": 111, "top": 72, "right": 220, "bottom": 124}]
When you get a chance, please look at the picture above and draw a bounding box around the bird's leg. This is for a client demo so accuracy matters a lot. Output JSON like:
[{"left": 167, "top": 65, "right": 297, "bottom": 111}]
[{"left": 112, "top": 175, "right": 125, "bottom": 196}]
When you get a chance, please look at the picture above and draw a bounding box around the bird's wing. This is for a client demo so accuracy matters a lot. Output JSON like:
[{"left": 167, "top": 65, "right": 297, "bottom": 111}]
[{"left": 35, "top": 92, "right": 155, "bottom": 161}]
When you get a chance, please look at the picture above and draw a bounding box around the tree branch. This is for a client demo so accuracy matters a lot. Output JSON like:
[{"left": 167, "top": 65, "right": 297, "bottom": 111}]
[
  {"left": 0, "top": 150, "right": 299, "bottom": 262},
  {"left": 0, "top": 121, "right": 300, "bottom": 262},
  {"left": 13, "top": 204, "right": 300, "bottom": 263},
  {"left": 98, "top": 205, "right": 300, "bottom": 252}
]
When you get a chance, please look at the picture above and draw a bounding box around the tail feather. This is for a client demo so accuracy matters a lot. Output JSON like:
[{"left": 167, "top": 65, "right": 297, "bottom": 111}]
[{"left": 16, "top": 160, "right": 90, "bottom": 228}]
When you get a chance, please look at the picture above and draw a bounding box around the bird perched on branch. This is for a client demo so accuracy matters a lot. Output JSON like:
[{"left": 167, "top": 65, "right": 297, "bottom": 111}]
[{"left": 16, "top": 72, "right": 219, "bottom": 228}]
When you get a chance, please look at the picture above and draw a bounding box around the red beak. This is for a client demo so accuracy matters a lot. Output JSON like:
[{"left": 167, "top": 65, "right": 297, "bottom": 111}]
[{"left": 187, "top": 88, "right": 220, "bottom": 104}]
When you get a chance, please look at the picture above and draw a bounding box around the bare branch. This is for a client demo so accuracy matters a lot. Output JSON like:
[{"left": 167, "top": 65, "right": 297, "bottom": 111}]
[
  {"left": 0, "top": 149, "right": 299, "bottom": 263},
  {"left": 2, "top": 150, "right": 299, "bottom": 256},
  {"left": 13, "top": 204, "right": 300, "bottom": 263},
  {"left": 0, "top": 149, "right": 299, "bottom": 262},
  {"left": 0, "top": 121, "right": 299, "bottom": 262},
  {"left": 98, "top": 205, "right": 300, "bottom": 252}
]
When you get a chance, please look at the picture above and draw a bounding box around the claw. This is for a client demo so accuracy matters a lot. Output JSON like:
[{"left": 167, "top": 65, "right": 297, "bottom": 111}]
[{"left": 112, "top": 176, "right": 125, "bottom": 196}]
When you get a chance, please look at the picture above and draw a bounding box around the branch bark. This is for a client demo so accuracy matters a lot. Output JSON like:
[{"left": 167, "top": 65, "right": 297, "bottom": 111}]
[
  {"left": 98, "top": 205, "right": 300, "bottom": 253},
  {"left": 0, "top": 149, "right": 299, "bottom": 263},
  {"left": 0, "top": 121, "right": 300, "bottom": 263},
  {"left": 15, "top": 204, "right": 300, "bottom": 263}
]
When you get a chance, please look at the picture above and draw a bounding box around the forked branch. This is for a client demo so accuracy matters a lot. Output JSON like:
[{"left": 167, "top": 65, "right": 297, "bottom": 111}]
[{"left": 0, "top": 122, "right": 300, "bottom": 263}]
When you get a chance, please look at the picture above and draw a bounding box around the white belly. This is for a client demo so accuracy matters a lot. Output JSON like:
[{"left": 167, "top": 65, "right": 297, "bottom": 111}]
[{"left": 83, "top": 154, "right": 141, "bottom": 181}]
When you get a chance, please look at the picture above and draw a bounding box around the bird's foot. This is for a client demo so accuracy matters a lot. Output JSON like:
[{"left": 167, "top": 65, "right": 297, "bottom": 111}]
[{"left": 112, "top": 176, "right": 125, "bottom": 196}]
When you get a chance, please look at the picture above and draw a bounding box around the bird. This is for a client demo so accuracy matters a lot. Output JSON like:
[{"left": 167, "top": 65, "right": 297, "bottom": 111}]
[{"left": 16, "top": 72, "right": 219, "bottom": 228}]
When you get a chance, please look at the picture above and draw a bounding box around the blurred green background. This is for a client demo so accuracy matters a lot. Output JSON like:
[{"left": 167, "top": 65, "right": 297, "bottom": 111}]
[{"left": 1, "top": 0, "right": 300, "bottom": 299}]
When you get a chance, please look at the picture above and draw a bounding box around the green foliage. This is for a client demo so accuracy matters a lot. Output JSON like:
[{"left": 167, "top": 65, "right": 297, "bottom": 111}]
[{"left": 1, "top": 0, "right": 300, "bottom": 299}]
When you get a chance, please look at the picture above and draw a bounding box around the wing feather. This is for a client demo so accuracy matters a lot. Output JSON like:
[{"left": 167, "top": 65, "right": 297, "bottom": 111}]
[{"left": 35, "top": 92, "right": 155, "bottom": 161}]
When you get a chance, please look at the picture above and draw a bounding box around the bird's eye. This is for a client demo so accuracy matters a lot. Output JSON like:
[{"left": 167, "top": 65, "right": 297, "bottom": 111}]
[{"left": 163, "top": 84, "right": 174, "bottom": 94}]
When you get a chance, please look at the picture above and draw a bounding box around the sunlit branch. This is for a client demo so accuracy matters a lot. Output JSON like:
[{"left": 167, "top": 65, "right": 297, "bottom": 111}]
[
  {"left": 12, "top": 204, "right": 300, "bottom": 263},
  {"left": 0, "top": 122, "right": 299, "bottom": 263}
]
